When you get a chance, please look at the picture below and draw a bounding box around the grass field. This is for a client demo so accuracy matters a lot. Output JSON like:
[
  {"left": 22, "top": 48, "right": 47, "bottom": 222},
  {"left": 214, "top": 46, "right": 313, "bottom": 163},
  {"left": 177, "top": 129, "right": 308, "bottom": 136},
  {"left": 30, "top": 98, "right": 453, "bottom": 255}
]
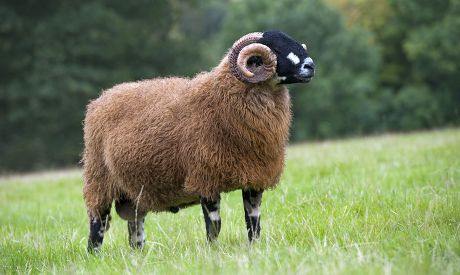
[{"left": 1, "top": 129, "right": 459, "bottom": 274}]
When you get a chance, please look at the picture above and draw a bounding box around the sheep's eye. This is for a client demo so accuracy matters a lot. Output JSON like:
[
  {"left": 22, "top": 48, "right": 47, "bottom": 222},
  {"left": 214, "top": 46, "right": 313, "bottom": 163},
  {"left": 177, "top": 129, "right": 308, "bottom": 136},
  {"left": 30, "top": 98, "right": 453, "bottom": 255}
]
[{"left": 247, "top": 56, "right": 263, "bottom": 67}]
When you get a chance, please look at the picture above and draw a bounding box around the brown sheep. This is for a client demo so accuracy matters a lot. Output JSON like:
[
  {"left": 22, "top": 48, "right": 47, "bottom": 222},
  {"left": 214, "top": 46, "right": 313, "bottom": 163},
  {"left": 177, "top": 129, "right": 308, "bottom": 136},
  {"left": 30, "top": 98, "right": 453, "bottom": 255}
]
[{"left": 83, "top": 31, "right": 315, "bottom": 252}]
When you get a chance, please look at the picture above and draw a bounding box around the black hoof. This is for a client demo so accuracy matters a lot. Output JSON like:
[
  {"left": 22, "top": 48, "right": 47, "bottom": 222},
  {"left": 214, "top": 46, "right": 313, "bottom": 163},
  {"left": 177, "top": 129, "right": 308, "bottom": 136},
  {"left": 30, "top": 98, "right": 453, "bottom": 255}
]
[{"left": 169, "top": 206, "right": 180, "bottom": 213}]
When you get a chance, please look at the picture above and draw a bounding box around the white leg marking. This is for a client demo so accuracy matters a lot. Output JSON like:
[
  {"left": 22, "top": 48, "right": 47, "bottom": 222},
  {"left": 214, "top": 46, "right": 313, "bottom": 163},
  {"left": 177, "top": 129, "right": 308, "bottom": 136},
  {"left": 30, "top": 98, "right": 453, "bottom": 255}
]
[
  {"left": 208, "top": 210, "right": 220, "bottom": 221},
  {"left": 129, "top": 219, "right": 145, "bottom": 246},
  {"left": 93, "top": 243, "right": 102, "bottom": 252},
  {"left": 248, "top": 205, "right": 260, "bottom": 217},
  {"left": 244, "top": 200, "right": 261, "bottom": 217}
]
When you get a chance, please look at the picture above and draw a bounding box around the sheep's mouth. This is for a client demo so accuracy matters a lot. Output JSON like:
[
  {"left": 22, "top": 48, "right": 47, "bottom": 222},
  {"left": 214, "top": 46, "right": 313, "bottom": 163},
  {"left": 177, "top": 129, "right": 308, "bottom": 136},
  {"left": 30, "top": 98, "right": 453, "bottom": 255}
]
[
  {"left": 290, "top": 75, "right": 313, "bottom": 84},
  {"left": 295, "top": 71, "right": 314, "bottom": 83},
  {"left": 277, "top": 74, "right": 313, "bottom": 84},
  {"left": 297, "top": 76, "right": 312, "bottom": 83}
]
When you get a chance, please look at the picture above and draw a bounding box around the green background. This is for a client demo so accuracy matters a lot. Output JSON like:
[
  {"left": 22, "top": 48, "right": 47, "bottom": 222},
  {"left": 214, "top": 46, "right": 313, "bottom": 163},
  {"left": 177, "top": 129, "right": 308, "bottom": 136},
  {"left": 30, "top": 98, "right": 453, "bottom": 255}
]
[{"left": 1, "top": 0, "right": 459, "bottom": 172}]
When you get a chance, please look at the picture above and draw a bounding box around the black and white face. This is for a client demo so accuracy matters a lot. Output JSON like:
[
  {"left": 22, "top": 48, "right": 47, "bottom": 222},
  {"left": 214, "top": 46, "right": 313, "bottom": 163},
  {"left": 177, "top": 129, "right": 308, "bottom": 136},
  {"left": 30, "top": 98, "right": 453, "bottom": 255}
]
[{"left": 258, "top": 31, "right": 315, "bottom": 84}]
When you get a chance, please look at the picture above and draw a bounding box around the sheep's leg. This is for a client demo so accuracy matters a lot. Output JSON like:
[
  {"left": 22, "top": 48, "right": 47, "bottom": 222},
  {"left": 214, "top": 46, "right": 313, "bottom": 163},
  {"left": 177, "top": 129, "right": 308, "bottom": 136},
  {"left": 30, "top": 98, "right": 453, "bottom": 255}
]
[
  {"left": 242, "top": 189, "right": 263, "bottom": 242},
  {"left": 200, "top": 195, "right": 221, "bottom": 241},
  {"left": 128, "top": 217, "right": 145, "bottom": 249},
  {"left": 87, "top": 208, "right": 111, "bottom": 252},
  {"left": 115, "top": 194, "right": 146, "bottom": 249}
]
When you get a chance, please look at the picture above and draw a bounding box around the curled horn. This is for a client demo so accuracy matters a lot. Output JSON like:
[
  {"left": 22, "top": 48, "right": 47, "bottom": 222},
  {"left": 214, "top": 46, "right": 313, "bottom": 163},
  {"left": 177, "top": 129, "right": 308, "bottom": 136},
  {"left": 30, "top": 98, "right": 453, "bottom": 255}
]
[{"left": 228, "top": 32, "right": 277, "bottom": 83}]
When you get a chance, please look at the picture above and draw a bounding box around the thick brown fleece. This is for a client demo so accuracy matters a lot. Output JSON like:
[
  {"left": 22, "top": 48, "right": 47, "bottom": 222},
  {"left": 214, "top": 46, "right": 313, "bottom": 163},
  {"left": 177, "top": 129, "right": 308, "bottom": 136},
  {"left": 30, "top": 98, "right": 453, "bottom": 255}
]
[{"left": 82, "top": 56, "right": 291, "bottom": 217}]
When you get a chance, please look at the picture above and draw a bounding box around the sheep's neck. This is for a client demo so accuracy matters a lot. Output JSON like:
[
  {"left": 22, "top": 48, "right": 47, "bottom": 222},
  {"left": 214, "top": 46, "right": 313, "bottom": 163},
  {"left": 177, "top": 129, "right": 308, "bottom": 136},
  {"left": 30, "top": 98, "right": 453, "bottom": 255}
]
[{"left": 197, "top": 58, "right": 292, "bottom": 153}]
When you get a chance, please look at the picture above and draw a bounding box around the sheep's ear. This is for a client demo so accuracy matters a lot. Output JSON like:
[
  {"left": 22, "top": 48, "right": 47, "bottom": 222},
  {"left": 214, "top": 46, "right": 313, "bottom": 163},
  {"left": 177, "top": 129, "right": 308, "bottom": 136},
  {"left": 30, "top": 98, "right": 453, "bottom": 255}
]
[{"left": 235, "top": 43, "right": 277, "bottom": 83}]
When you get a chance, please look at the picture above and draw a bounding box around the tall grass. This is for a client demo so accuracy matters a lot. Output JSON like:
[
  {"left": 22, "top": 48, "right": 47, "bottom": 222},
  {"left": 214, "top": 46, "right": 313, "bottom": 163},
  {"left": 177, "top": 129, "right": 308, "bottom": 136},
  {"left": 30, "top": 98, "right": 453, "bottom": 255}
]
[{"left": 1, "top": 129, "right": 459, "bottom": 274}]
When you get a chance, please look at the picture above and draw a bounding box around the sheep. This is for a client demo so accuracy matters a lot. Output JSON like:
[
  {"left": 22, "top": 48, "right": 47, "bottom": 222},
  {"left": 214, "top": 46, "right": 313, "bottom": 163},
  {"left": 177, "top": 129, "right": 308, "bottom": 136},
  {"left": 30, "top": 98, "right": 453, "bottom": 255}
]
[{"left": 82, "top": 30, "right": 315, "bottom": 252}]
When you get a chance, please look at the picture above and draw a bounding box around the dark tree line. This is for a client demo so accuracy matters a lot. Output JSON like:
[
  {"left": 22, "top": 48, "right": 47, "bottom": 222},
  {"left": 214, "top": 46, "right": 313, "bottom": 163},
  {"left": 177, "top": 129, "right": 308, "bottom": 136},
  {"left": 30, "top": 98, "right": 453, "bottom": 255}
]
[{"left": 0, "top": 0, "right": 458, "bottom": 172}]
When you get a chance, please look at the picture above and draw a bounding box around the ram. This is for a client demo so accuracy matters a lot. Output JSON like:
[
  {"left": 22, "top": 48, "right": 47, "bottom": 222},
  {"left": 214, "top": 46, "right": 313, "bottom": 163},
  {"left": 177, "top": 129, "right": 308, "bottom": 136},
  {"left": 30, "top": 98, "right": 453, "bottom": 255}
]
[{"left": 82, "top": 31, "right": 315, "bottom": 252}]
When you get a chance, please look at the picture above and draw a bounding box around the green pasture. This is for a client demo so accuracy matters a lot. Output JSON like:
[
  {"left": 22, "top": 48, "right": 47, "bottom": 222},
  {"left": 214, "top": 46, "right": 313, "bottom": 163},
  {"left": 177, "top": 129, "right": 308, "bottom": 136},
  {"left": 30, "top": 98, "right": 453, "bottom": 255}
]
[{"left": 1, "top": 129, "right": 459, "bottom": 274}]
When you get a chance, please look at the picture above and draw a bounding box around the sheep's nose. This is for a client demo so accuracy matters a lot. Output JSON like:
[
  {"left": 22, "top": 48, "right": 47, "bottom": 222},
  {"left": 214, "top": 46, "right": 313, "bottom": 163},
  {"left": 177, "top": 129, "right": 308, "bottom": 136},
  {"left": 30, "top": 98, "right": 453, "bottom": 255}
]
[
  {"left": 299, "top": 57, "right": 315, "bottom": 78},
  {"left": 302, "top": 58, "right": 315, "bottom": 70}
]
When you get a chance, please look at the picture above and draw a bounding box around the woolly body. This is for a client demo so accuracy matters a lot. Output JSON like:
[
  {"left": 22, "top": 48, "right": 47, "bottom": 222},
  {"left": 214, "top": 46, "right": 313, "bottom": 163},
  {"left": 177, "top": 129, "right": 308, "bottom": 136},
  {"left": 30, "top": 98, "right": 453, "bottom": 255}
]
[{"left": 83, "top": 57, "right": 291, "bottom": 216}]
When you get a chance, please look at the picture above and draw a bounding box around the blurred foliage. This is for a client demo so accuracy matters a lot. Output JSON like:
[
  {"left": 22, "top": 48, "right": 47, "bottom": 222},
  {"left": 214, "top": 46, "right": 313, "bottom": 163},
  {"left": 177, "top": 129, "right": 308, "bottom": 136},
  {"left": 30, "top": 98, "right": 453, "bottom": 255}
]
[
  {"left": 0, "top": 0, "right": 459, "bottom": 171},
  {"left": 215, "top": 0, "right": 381, "bottom": 139}
]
